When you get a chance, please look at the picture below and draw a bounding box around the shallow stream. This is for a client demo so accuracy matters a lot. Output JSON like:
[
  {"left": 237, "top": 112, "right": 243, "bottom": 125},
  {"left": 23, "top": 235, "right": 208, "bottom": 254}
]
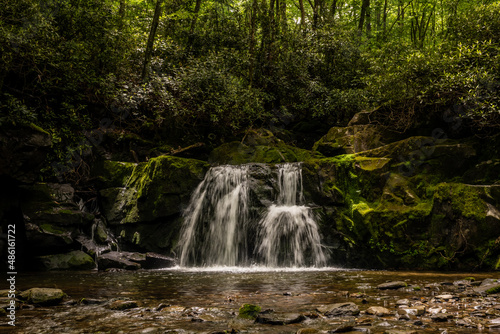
[{"left": 4, "top": 268, "right": 500, "bottom": 333}]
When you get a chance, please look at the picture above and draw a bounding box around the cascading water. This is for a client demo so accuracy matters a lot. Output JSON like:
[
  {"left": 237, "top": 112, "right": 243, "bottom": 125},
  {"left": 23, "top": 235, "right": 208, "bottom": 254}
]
[
  {"left": 177, "top": 163, "right": 327, "bottom": 268},
  {"left": 256, "top": 163, "right": 327, "bottom": 267},
  {"left": 178, "top": 165, "right": 250, "bottom": 267}
]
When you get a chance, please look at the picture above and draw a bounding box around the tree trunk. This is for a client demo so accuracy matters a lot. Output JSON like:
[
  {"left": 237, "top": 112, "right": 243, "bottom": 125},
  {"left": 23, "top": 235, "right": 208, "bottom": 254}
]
[
  {"left": 248, "top": 0, "right": 259, "bottom": 87},
  {"left": 358, "top": 0, "right": 370, "bottom": 33},
  {"left": 280, "top": 0, "right": 287, "bottom": 32},
  {"left": 119, "top": 0, "right": 126, "bottom": 27},
  {"left": 188, "top": 0, "right": 203, "bottom": 46},
  {"left": 141, "top": 0, "right": 163, "bottom": 81},
  {"left": 382, "top": 0, "right": 387, "bottom": 39},
  {"left": 331, "top": 0, "right": 337, "bottom": 22},
  {"left": 298, "top": 0, "right": 306, "bottom": 31}
]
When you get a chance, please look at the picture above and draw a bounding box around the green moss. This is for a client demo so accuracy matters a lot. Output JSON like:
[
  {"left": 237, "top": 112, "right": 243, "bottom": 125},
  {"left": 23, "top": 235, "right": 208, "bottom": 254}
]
[
  {"left": 29, "top": 123, "right": 51, "bottom": 136},
  {"left": 209, "top": 137, "right": 322, "bottom": 165},
  {"left": 132, "top": 231, "right": 140, "bottom": 245},
  {"left": 238, "top": 304, "right": 261, "bottom": 320},
  {"left": 40, "top": 223, "right": 66, "bottom": 235},
  {"left": 486, "top": 285, "right": 500, "bottom": 294},
  {"left": 434, "top": 183, "right": 487, "bottom": 220}
]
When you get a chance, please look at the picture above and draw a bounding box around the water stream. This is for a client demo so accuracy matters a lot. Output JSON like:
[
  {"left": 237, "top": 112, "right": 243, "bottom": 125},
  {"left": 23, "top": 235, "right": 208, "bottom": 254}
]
[{"left": 9, "top": 269, "right": 498, "bottom": 334}]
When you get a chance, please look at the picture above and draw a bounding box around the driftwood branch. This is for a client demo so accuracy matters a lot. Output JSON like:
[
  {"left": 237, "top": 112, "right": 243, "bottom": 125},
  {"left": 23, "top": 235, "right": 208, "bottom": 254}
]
[{"left": 169, "top": 142, "right": 204, "bottom": 156}]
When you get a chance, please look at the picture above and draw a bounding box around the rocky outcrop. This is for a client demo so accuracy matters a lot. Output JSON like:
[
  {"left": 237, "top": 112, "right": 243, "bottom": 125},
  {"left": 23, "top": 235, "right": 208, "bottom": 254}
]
[
  {"left": 97, "top": 155, "right": 210, "bottom": 253},
  {"left": 302, "top": 112, "right": 500, "bottom": 270}
]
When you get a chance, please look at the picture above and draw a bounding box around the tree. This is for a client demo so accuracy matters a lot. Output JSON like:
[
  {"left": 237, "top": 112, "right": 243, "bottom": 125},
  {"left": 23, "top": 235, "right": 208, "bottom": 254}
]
[{"left": 142, "top": 0, "right": 163, "bottom": 81}]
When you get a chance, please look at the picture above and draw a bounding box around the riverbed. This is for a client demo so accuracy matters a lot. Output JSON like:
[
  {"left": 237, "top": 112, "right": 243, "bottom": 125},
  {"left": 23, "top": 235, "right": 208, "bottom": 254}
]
[{"left": 4, "top": 268, "right": 500, "bottom": 333}]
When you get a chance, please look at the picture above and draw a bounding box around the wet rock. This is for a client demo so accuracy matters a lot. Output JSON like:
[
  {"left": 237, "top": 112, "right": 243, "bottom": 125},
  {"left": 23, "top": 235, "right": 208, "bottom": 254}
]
[
  {"left": 328, "top": 321, "right": 355, "bottom": 333},
  {"left": 160, "top": 305, "right": 185, "bottom": 313},
  {"left": 143, "top": 253, "right": 176, "bottom": 269},
  {"left": 374, "top": 321, "right": 392, "bottom": 327},
  {"left": 80, "top": 298, "right": 106, "bottom": 305},
  {"left": 486, "top": 318, "right": 500, "bottom": 328},
  {"left": 255, "top": 313, "right": 306, "bottom": 325},
  {"left": 366, "top": 306, "right": 392, "bottom": 316},
  {"left": 456, "top": 317, "right": 478, "bottom": 327},
  {"left": 108, "top": 300, "right": 138, "bottom": 310},
  {"left": 94, "top": 219, "right": 109, "bottom": 244},
  {"left": 34, "top": 250, "right": 95, "bottom": 270},
  {"left": 297, "top": 329, "right": 319, "bottom": 334},
  {"left": 431, "top": 313, "right": 452, "bottom": 322},
  {"left": 396, "top": 299, "right": 410, "bottom": 306},
  {"left": 19, "top": 288, "right": 65, "bottom": 306},
  {"left": 384, "top": 330, "right": 419, "bottom": 334},
  {"left": 399, "top": 305, "right": 426, "bottom": 316},
  {"left": 434, "top": 294, "right": 455, "bottom": 301},
  {"left": 317, "top": 302, "right": 360, "bottom": 317},
  {"left": 377, "top": 281, "right": 407, "bottom": 290},
  {"left": 427, "top": 306, "right": 442, "bottom": 315},
  {"left": 97, "top": 251, "right": 143, "bottom": 270}
]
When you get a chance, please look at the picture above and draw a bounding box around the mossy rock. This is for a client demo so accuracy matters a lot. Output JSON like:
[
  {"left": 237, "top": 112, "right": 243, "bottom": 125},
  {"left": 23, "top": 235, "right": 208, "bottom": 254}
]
[
  {"left": 312, "top": 125, "right": 402, "bottom": 156},
  {"left": 100, "top": 155, "right": 209, "bottom": 225},
  {"left": 209, "top": 141, "right": 320, "bottom": 165},
  {"left": 238, "top": 303, "right": 262, "bottom": 320},
  {"left": 19, "top": 288, "right": 65, "bottom": 305},
  {"left": 485, "top": 285, "right": 500, "bottom": 294},
  {"left": 35, "top": 250, "right": 96, "bottom": 270}
]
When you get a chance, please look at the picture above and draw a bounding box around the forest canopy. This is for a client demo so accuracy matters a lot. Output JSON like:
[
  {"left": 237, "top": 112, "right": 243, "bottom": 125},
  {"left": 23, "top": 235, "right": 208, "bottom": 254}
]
[{"left": 1, "top": 0, "right": 499, "bottom": 179}]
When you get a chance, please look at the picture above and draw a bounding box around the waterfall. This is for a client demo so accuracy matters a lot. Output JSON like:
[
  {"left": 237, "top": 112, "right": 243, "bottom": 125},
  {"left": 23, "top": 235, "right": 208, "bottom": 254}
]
[
  {"left": 178, "top": 165, "right": 250, "bottom": 267},
  {"left": 177, "top": 163, "right": 327, "bottom": 268},
  {"left": 256, "top": 163, "right": 327, "bottom": 267}
]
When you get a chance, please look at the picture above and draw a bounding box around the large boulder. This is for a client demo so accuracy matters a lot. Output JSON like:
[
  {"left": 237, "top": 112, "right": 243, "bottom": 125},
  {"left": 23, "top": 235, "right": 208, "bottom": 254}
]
[
  {"left": 34, "top": 250, "right": 95, "bottom": 270},
  {"left": 209, "top": 129, "right": 321, "bottom": 165},
  {"left": 312, "top": 125, "right": 402, "bottom": 156},
  {"left": 19, "top": 288, "right": 65, "bottom": 305},
  {"left": 99, "top": 155, "right": 209, "bottom": 225}
]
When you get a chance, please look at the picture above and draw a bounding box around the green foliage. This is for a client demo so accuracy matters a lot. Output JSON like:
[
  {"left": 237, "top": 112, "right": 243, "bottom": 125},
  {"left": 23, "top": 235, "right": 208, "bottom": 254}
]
[{"left": 1, "top": 0, "right": 500, "bottom": 181}]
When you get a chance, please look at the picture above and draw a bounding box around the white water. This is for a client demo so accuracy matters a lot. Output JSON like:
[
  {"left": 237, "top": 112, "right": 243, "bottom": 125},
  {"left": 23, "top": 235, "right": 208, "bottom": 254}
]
[
  {"left": 256, "top": 163, "right": 327, "bottom": 267},
  {"left": 177, "top": 163, "right": 328, "bottom": 268},
  {"left": 178, "top": 165, "right": 250, "bottom": 267}
]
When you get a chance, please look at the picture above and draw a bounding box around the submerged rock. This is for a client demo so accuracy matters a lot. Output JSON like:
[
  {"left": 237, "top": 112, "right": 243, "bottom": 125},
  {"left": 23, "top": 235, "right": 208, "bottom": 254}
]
[
  {"left": 377, "top": 281, "right": 407, "bottom": 290},
  {"left": 108, "top": 300, "right": 138, "bottom": 310},
  {"left": 255, "top": 313, "right": 306, "bottom": 325},
  {"left": 317, "top": 302, "right": 360, "bottom": 317},
  {"left": 328, "top": 321, "right": 355, "bottom": 333}
]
